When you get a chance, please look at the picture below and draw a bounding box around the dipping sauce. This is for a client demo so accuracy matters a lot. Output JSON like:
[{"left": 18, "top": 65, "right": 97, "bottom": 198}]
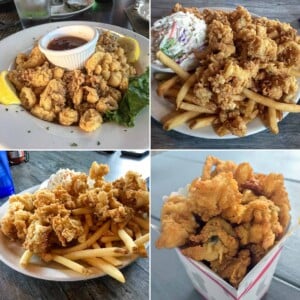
[{"left": 47, "top": 36, "right": 88, "bottom": 51}]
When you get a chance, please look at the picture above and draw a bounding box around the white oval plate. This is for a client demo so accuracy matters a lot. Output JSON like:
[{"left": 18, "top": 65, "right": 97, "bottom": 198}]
[
  {"left": 151, "top": 7, "right": 300, "bottom": 139},
  {"left": 0, "top": 21, "right": 149, "bottom": 149},
  {"left": 0, "top": 185, "right": 144, "bottom": 281},
  {"left": 51, "top": 0, "right": 94, "bottom": 19}
]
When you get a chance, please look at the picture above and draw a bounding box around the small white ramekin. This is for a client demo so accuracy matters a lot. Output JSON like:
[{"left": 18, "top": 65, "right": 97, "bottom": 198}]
[{"left": 39, "top": 25, "right": 99, "bottom": 70}]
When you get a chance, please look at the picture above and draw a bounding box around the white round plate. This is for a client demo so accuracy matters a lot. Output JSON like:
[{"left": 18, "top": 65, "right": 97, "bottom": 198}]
[
  {"left": 51, "top": 0, "right": 94, "bottom": 19},
  {"left": 0, "top": 21, "right": 149, "bottom": 149},
  {"left": 151, "top": 7, "right": 300, "bottom": 139},
  {"left": 136, "top": 2, "right": 150, "bottom": 22},
  {"left": 0, "top": 185, "right": 143, "bottom": 281}
]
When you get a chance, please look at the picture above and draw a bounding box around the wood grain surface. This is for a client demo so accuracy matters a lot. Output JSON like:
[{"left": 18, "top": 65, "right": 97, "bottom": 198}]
[
  {"left": 151, "top": 0, "right": 300, "bottom": 149},
  {"left": 0, "top": 151, "right": 150, "bottom": 300}
]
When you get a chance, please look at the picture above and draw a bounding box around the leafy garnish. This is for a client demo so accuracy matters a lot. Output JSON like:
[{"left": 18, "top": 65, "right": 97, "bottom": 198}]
[{"left": 104, "top": 68, "right": 149, "bottom": 127}]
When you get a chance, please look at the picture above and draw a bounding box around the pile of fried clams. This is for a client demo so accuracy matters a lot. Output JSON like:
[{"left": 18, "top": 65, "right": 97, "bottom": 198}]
[
  {"left": 0, "top": 162, "right": 149, "bottom": 260},
  {"left": 170, "top": 5, "right": 300, "bottom": 136},
  {"left": 8, "top": 32, "right": 136, "bottom": 132},
  {"left": 156, "top": 156, "right": 290, "bottom": 287}
]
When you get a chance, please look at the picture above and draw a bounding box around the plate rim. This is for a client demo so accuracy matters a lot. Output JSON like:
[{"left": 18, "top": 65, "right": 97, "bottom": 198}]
[{"left": 51, "top": 0, "right": 95, "bottom": 19}]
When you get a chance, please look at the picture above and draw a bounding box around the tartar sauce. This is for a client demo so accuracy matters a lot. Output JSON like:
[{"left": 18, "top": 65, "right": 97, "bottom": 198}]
[{"left": 152, "top": 11, "right": 207, "bottom": 71}]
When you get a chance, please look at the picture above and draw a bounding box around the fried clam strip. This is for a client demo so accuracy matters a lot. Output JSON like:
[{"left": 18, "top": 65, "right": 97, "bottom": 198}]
[
  {"left": 210, "top": 250, "right": 251, "bottom": 288},
  {"left": 51, "top": 220, "right": 111, "bottom": 255},
  {"left": 156, "top": 195, "right": 197, "bottom": 249},
  {"left": 181, "top": 218, "right": 239, "bottom": 262},
  {"left": 243, "top": 88, "right": 300, "bottom": 112}
]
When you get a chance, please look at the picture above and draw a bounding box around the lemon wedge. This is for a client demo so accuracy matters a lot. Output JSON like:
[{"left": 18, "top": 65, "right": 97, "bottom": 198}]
[
  {"left": 0, "top": 70, "right": 20, "bottom": 105},
  {"left": 117, "top": 36, "right": 140, "bottom": 63}
]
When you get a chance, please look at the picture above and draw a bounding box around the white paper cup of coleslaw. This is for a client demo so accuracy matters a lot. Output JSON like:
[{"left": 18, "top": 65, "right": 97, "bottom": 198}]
[{"left": 39, "top": 25, "right": 99, "bottom": 70}]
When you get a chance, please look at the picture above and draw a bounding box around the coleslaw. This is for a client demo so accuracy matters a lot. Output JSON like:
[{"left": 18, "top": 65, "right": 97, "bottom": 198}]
[{"left": 151, "top": 11, "right": 207, "bottom": 71}]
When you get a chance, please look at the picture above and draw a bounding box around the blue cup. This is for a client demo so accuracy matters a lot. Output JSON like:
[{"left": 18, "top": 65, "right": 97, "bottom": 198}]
[{"left": 0, "top": 151, "right": 15, "bottom": 198}]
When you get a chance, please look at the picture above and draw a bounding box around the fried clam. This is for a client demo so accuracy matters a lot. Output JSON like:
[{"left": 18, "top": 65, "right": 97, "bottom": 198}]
[
  {"left": 181, "top": 217, "right": 239, "bottom": 262},
  {"left": 79, "top": 108, "right": 103, "bottom": 132},
  {"left": 156, "top": 194, "right": 197, "bottom": 249},
  {"left": 210, "top": 249, "right": 251, "bottom": 288},
  {"left": 188, "top": 171, "right": 242, "bottom": 222}
]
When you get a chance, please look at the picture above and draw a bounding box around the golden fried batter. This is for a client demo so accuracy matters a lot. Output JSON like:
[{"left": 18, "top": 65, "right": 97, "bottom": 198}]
[
  {"left": 156, "top": 195, "right": 197, "bottom": 248},
  {"left": 210, "top": 250, "right": 251, "bottom": 287},
  {"left": 182, "top": 218, "right": 238, "bottom": 262},
  {"left": 156, "top": 156, "right": 291, "bottom": 288}
]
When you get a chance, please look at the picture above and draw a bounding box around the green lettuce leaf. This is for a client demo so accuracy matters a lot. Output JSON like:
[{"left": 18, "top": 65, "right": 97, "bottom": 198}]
[{"left": 104, "top": 68, "right": 149, "bottom": 127}]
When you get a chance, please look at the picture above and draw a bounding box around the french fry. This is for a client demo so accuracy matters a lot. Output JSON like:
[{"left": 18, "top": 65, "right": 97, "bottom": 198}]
[
  {"left": 244, "top": 99, "right": 256, "bottom": 118},
  {"left": 102, "top": 256, "right": 123, "bottom": 267},
  {"left": 20, "top": 250, "right": 33, "bottom": 267},
  {"left": 176, "top": 74, "right": 197, "bottom": 108},
  {"left": 189, "top": 116, "right": 216, "bottom": 130},
  {"left": 84, "top": 257, "right": 125, "bottom": 283},
  {"left": 163, "top": 111, "right": 200, "bottom": 131},
  {"left": 156, "top": 51, "right": 190, "bottom": 80},
  {"left": 63, "top": 247, "right": 128, "bottom": 260},
  {"left": 179, "top": 102, "right": 216, "bottom": 114},
  {"left": 157, "top": 75, "right": 179, "bottom": 97},
  {"left": 118, "top": 229, "right": 138, "bottom": 253},
  {"left": 78, "top": 221, "right": 90, "bottom": 243},
  {"left": 52, "top": 220, "right": 111, "bottom": 254},
  {"left": 128, "top": 221, "right": 142, "bottom": 239},
  {"left": 135, "top": 233, "right": 150, "bottom": 247},
  {"left": 71, "top": 207, "right": 92, "bottom": 215},
  {"left": 101, "top": 236, "right": 121, "bottom": 243},
  {"left": 133, "top": 216, "right": 149, "bottom": 231},
  {"left": 52, "top": 255, "right": 91, "bottom": 275},
  {"left": 85, "top": 214, "right": 93, "bottom": 227},
  {"left": 92, "top": 242, "right": 123, "bottom": 266},
  {"left": 268, "top": 107, "right": 279, "bottom": 134},
  {"left": 105, "top": 242, "right": 113, "bottom": 248},
  {"left": 243, "top": 88, "right": 300, "bottom": 112}
]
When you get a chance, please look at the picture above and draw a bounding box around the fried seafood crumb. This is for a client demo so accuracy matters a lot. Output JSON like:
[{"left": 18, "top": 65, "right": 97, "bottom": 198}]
[{"left": 156, "top": 156, "right": 291, "bottom": 288}]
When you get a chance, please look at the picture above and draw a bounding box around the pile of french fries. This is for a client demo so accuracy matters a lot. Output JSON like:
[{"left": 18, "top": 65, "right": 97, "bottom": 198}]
[
  {"left": 6, "top": 163, "right": 149, "bottom": 283},
  {"left": 155, "top": 50, "right": 300, "bottom": 136}
]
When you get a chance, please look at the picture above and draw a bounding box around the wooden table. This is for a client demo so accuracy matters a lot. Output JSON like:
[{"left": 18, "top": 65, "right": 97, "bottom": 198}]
[
  {"left": 151, "top": 0, "right": 300, "bottom": 149},
  {"left": 151, "top": 151, "right": 300, "bottom": 300},
  {"left": 0, "top": 151, "right": 150, "bottom": 300}
]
